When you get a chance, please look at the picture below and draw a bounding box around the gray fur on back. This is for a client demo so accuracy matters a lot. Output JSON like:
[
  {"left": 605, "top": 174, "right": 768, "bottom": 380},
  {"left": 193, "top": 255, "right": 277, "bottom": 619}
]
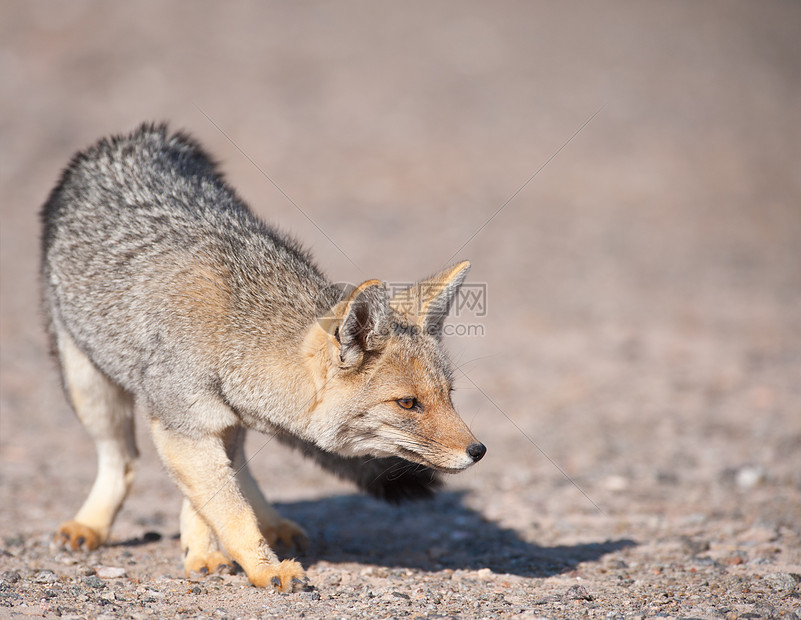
[{"left": 41, "top": 124, "right": 336, "bottom": 420}]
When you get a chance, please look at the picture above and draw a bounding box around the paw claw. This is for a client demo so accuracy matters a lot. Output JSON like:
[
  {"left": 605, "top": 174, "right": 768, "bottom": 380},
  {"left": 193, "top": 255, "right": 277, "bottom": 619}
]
[
  {"left": 183, "top": 550, "right": 234, "bottom": 578},
  {"left": 291, "top": 576, "right": 311, "bottom": 590},
  {"left": 249, "top": 559, "right": 307, "bottom": 592},
  {"left": 214, "top": 564, "right": 234, "bottom": 575}
]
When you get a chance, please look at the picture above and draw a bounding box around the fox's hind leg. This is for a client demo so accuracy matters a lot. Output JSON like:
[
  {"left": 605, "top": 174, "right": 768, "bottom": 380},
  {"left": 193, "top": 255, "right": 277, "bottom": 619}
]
[
  {"left": 53, "top": 327, "right": 138, "bottom": 550},
  {"left": 228, "top": 428, "right": 308, "bottom": 552}
]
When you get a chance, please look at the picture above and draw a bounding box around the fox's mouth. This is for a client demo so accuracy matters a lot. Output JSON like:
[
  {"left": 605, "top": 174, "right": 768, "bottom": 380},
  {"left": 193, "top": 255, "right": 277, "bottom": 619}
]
[
  {"left": 361, "top": 425, "right": 484, "bottom": 472},
  {"left": 395, "top": 446, "right": 476, "bottom": 474}
]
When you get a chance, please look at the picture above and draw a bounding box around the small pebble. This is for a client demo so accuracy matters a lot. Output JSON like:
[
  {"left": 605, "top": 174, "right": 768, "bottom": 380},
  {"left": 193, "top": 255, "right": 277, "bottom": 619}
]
[
  {"left": 764, "top": 572, "right": 800, "bottom": 593},
  {"left": 603, "top": 475, "right": 629, "bottom": 491},
  {"left": 0, "top": 571, "right": 20, "bottom": 584},
  {"left": 34, "top": 570, "right": 59, "bottom": 584},
  {"left": 564, "top": 584, "right": 593, "bottom": 601},
  {"left": 735, "top": 466, "right": 766, "bottom": 490},
  {"left": 96, "top": 566, "right": 127, "bottom": 579},
  {"left": 83, "top": 575, "right": 106, "bottom": 589},
  {"left": 679, "top": 536, "right": 710, "bottom": 555}
]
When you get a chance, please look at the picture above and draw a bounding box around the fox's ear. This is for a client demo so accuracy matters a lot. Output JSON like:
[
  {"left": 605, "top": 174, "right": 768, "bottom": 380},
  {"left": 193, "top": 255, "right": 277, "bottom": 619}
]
[
  {"left": 391, "top": 260, "right": 470, "bottom": 338},
  {"left": 335, "top": 279, "right": 390, "bottom": 369}
]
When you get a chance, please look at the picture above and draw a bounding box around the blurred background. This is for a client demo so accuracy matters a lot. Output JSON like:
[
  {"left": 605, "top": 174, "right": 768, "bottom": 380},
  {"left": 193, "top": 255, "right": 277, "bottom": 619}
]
[{"left": 1, "top": 0, "right": 800, "bottom": 557}]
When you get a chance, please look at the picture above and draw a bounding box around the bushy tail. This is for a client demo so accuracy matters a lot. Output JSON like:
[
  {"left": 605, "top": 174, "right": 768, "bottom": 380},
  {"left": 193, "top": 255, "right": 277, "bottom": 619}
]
[{"left": 273, "top": 431, "right": 442, "bottom": 503}]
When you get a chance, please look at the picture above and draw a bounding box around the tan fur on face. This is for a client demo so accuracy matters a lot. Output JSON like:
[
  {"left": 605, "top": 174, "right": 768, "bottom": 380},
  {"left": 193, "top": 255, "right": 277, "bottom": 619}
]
[
  {"left": 299, "top": 311, "right": 479, "bottom": 470},
  {"left": 365, "top": 335, "right": 478, "bottom": 470}
]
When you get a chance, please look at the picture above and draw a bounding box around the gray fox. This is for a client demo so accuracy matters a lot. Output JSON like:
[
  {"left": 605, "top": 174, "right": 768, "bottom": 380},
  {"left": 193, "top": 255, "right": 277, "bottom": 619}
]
[{"left": 40, "top": 124, "right": 485, "bottom": 591}]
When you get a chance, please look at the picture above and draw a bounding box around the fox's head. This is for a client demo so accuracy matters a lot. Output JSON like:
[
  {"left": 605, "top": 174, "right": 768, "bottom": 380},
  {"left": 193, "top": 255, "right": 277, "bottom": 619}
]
[{"left": 307, "top": 261, "right": 485, "bottom": 472}]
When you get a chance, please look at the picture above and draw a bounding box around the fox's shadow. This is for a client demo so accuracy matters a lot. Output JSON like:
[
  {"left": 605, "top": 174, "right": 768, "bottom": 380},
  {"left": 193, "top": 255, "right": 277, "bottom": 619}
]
[{"left": 274, "top": 491, "right": 635, "bottom": 578}]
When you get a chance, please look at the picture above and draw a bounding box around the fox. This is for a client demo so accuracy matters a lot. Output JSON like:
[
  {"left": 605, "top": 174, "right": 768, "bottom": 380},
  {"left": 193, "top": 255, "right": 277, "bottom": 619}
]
[{"left": 40, "top": 123, "right": 485, "bottom": 592}]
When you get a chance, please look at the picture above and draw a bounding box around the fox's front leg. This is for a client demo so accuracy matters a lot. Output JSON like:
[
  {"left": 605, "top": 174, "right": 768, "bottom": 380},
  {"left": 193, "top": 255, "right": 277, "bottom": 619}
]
[
  {"left": 179, "top": 499, "right": 233, "bottom": 576},
  {"left": 228, "top": 427, "right": 308, "bottom": 551},
  {"left": 150, "top": 419, "right": 307, "bottom": 592}
]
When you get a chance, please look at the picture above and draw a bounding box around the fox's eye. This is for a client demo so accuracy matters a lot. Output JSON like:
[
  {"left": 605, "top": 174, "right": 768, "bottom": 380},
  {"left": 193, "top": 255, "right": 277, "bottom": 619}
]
[{"left": 396, "top": 397, "right": 418, "bottom": 410}]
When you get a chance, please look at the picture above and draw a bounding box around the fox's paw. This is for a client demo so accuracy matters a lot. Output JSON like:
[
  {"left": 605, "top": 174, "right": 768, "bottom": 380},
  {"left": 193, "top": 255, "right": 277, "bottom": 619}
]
[
  {"left": 261, "top": 518, "right": 308, "bottom": 552},
  {"left": 249, "top": 559, "right": 309, "bottom": 592},
  {"left": 183, "top": 549, "right": 234, "bottom": 578},
  {"left": 55, "top": 521, "right": 102, "bottom": 551}
]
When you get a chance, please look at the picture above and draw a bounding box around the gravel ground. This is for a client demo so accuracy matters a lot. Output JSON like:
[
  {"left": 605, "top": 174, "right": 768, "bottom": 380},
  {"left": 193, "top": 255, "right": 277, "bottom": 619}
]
[{"left": 2, "top": 2, "right": 801, "bottom": 619}]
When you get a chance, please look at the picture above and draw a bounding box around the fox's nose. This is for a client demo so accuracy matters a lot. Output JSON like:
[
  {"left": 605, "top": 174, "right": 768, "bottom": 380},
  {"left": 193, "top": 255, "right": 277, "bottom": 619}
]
[{"left": 466, "top": 442, "right": 486, "bottom": 463}]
